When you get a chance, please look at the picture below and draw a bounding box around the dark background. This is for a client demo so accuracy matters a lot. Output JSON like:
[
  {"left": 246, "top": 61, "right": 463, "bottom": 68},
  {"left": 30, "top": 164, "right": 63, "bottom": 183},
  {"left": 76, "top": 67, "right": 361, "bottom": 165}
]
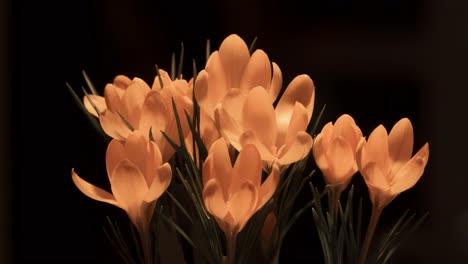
[{"left": 3, "top": 0, "right": 468, "bottom": 263}]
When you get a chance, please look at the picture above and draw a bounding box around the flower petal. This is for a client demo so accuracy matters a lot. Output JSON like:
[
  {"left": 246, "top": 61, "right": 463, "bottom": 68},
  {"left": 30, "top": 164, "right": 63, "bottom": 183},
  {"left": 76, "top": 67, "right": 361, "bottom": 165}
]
[
  {"left": 139, "top": 91, "right": 169, "bottom": 146},
  {"left": 100, "top": 110, "right": 131, "bottom": 140},
  {"left": 214, "top": 105, "right": 242, "bottom": 150},
  {"left": 258, "top": 164, "right": 280, "bottom": 209},
  {"left": 332, "top": 114, "right": 362, "bottom": 149},
  {"left": 365, "top": 125, "right": 391, "bottom": 178},
  {"left": 240, "top": 50, "right": 272, "bottom": 94},
  {"left": 151, "top": 69, "right": 172, "bottom": 91},
  {"left": 203, "top": 178, "right": 228, "bottom": 221},
  {"left": 104, "top": 83, "right": 122, "bottom": 113},
  {"left": 106, "top": 138, "right": 126, "bottom": 179},
  {"left": 83, "top": 95, "right": 106, "bottom": 117},
  {"left": 277, "top": 131, "right": 312, "bottom": 165},
  {"left": 312, "top": 133, "right": 329, "bottom": 173},
  {"left": 391, "top": 143, "right": 429, "bottom": 194},
  {"left": 145, "top": 163, "right": 172, "bottom": 202},
  {"left": 71, "top": 169, "right": 121, "bottom": 209},
  {"left": 110, "top": 159, "right": 148, "bottom": 212},
  {"left": 194, "top": 70, "right": 214, "bottom": 115},
  {"left": 360, "top": 162, "right": 392, "bottom": 208},
  {"left": 227, "top": 180, "right": 258, "bottom": 232},
  {"left": 113, "top": 75, "right": 132, "bottom": 89},
  {"left": 233, "top": 144, "right": 262, "bottom": 191},
  {"left": 388, "top": 118, "right": 414, "bottom": 169},
  {"left": 120, "top": 78, "right": 151, "bottom": 126},
  {"left": 275, "top": 74, "right": 315, "bottom": 121},
  {"left": 268, "top": 62, "right": 282, "bottom": 103},
  {"left": 242, "top": 87, "right": 277, "bottom": 147},
  {"left": 218, "top": 34, "right": 250, "bottom": 88},
  {"left": 324, "top": 136, "right": 356, "bottom": 184},
  {"left": 239, "top": 130, "right": 277, "bottom": 163},
  {"left": 209, "top": 138, "right": 234, "bottom": 197},
  {"left": 280, "top": 102, "right": 309, "bottom": 148}
]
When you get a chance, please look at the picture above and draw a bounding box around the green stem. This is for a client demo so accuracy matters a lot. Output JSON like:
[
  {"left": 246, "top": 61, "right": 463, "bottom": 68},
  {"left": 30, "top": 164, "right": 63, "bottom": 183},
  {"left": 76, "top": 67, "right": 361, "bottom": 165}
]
[{"left": 358, "top": 205, "right": 383, "bottom": 264}]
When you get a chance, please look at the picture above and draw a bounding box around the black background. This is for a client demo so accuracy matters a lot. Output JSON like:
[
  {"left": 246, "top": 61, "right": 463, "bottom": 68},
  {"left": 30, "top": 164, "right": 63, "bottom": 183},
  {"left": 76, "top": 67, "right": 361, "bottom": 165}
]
[{"left": 3, "top": 0, "right": 468, "bottom": 263}]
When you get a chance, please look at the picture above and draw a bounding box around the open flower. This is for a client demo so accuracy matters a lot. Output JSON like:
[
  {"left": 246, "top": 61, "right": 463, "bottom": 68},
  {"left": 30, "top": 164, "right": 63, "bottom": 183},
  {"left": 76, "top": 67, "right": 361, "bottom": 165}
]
[
  {"left": 313, "top": 114, "right": 363, "bottom": 193},
  {"left": 193, "top": 34, "right": 282, "bottom": 151},
  {"left": 83, "top": 70, "right": 193, "bottom": 161},
  {"left": 356, "top": 118, "right": 430, "bottom": 209},
  {"left": 214, "top": 74, "right": 315, "bottom": 168},
  {"left": 71, "top": 130, "right": 172, "bottom": 235},
  {"left": 202, "top": 138, "right": 280, "bottom": 238}
]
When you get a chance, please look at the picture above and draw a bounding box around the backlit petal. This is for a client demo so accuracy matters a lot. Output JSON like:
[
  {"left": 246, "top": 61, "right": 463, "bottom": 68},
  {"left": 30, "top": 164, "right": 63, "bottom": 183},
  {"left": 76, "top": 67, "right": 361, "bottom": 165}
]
[
  {"left": 214, "top": 105, "right": 242, "bottom": 150},
  {"left": 239, "top": 130, "right": 277, "bottom": 163},
  {"left": 268, "top": 63, "right": 282, "bottom": 103},
  {"left": 100, "top": 110, "right": 131, "bottom": 140},
  {"left": 228, "top": 180, "right": 258, "bottom": 232},
  {"left": 71, "top": 169, "right": 121, "bottom": 209},
  {"left": 275, "top": 74, "right": 315, "bottom": 121},
  {"left": 365, "top": 125, "right": 391, "bottom": 177},
  {"left": 258, "top": 164, "right": 280, "bottom": 209},
  {"left": 388, "top": 118, "right": 414, "bottom": 169},
  {"left": 145, "top": 163, "right": 172, "bottom": 202},
  {"left": 104, "top": 84, "right": 122, "bottom": 113},
  {"left": 240, "top": 50, "right": 271, "bottom": 93},
  {"left": 242, "top": 87, "right": 277, "bottom": 147},
  {"left": 120, "top": 78, "right": 150, "bottom": 126},
  {"left": 203, "top": 178, "right": 228, "bottom": 220},
  {"left": 391, "top": 143, "right": 429, "bottom": 194},
  {"left": 233, "top": 144, "right": 262, "bottom": 190},
  {"left": 139, "top": 91, "right": 169, "bottom": 146},
  {"left": 210, "top": 138, "right": 234, "bottom": 194},
  {"left": 325, "top": 136, "right": 355, "bottom": 184},
  {"left": 106, "top": 138, "right": 126, "bottom": 179},
  {"left": 83, "top": 95, "right": 106, "bottom": 117},
  {"left": 312, "top": 134, "right": 329, "bottom": 172},
  {"left": 110, "top": 159, "right": 148, "bottom": 212},
  {"left": 218, "top": 34, "right": 250, "bottom": 88},
  {"left": 277, "top": 132, "right": 312, "bottom": 165}
]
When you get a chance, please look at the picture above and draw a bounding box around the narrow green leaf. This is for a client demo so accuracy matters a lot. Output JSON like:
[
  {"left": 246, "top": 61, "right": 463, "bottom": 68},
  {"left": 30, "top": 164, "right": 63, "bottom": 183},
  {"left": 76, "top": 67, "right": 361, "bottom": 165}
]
[
  {"left": 81, "top": 86, "right": 100, "bottom": 117},
  {"left": 82, "top": 69, "right": 98, "bottom": 95},
  {"left": 177, "top": 43, "right": 184, "bottom": 79},
  {"left": 165, "top": 190, "right": 193, "bottom": 223},
  {"left": 161, "top": 214, "right": 195, "bottom": 248},
  {"left": 248, "top": 36, "right": 258, "bottom": 55},
  {"left": 154, "top": 64, "right": 164, "bottom": 89},
  {"left": 118, "top": 112, "right": 135, "bottom": 131}
]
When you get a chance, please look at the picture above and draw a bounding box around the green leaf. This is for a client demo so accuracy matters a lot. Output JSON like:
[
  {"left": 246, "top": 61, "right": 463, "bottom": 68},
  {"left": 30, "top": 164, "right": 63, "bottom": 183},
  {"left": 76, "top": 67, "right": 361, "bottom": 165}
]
[{"left": 82, "top": 69, "right": 98, "bottom": 95}]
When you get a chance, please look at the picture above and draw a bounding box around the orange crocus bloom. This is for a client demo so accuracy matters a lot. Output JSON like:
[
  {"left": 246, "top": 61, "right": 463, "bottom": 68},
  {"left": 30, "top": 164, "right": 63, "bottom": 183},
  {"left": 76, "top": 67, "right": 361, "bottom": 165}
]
[
  {"left": 71, "top": 130, "right": 172, "bottom": 235},
  {"left": 313, "top": 114, "right": 363, "bottom": 192},
  {"left": 202, "top": 138, "right": 280, "bottom": 238},
  {"left": 214, "top": 74, "right": 315, "bottom": 168},
  {"left": 356, "top": 118, "right": 430, "bottom": 209}
]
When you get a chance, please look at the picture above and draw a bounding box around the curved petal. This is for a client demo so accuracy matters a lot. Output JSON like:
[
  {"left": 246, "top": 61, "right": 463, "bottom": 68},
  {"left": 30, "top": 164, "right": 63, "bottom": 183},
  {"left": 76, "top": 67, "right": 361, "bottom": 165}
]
[
  {"left": 218, "top": 34, "right": 250, "bottom": 88},
  {"left": 240, "top": 50, "right": 271, "bottom": 94},
  {"left": 106, "top": 138, "right": 126, "bottom": 179},
  {"left": 145, "top": 163, "right": 172, "bottom": 202},
  {"left": 194, "top": 70, "right": 214, "bottom": 115},
  {"left": 100, "top": 110, "right": 131, "bottom": 140},
  {"left": 391, "top": 143, "right": 429, "bottom": 194},
  {"left": 312, "top": 133, "right": 329, "bottom": 173},
  {"left": 233, "top": 144, "right": 262, "bottom": 190},
  {"left": 219, "top": 88, "right": 246, "bottom": 126},
  {"left": 268, "top": 62, "right": 282, "bottom": 103},
  {"left": 139, "top": 91, "right": 169, "bottom": 146},
  {"left": 280, "top": 102, "right": 309, "bottom": 148},
  {"left": 210, "top": 138, "right": 234, "bottom": 191},
  {"left": 205, "top": 52, "right": 229, "bottom": 108},
  {"left": 110, "top": 159, "right": 148, "bottom": 212},
  {"left": 151, "top": 69, "right": 172, "bottom": 91},
  {"left": 388, "top": 118, "right": 414, "bottom": 169},
  {"left": 83, "top": 95, "right": 106, "bottom": 117},
  {"left": 214, "top": 105, "right": 242, "bottom": 150},
  {"left": 333, "top": 114, "right": 362, "bottom": 149},
  {"left": 113, "top": 75, "right": 132, "bottom": 89},
  {"left": 239, "top": 130, "right": 277, "bottom": 163},
  {"left": 104, "top": 84, "right": 122, "bottom": 113},
  {"left": 275, "top": 74, "right": 315, "bottom": 121},
  {"left": 120, "top": 78, "right": 151, "bottom": 126},
  {"left": 360, "top": 162, "right": 390, "bottom": 192},
  {"left": 258, "top": 164, "right": 280, "bottom": 209},
  {"left": 71, "top": 169, "right": 121, "bottom": 209},
  {"left": 325, "top": 136, "right": 356, "bottom": 184},
  {"left": 365, "top": 125, "right": 391, "bottom": 178},
  {"left": 242, "top": 87, "right": 277, "bottom": 147},
  {"left": 277, "top": 131, "right": 312, "bottom": 165},
  {"left": 203, "top": 178, "right": 228, "bottom": 221},
  {"left": 227, "top": 180, "right": 258, "bottom": 232}
]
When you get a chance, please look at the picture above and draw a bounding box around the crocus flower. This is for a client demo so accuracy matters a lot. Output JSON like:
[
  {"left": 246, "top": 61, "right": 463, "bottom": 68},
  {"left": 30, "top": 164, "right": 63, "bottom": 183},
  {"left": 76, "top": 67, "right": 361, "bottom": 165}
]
[
  {"left": 71, "top": 130, "right": 172, "bottom": 236},
  {"left": 214, "top": 73, "right": 315, "bottom": 168},
  {"left": 195, "top": 34, "right": 282, "bottom": 120},
  {"left": 312, "top": 114, "right": 363, "bottom": 193},
  {"left": 202, "top": 138, "right": 280, "bottom": 238},
  {"left": 83, "top": 70, "right": 193, "bottom": 161},
  {"left": 193, "top": 34, "right": 282, "bottom": 152},
  {"left": 356, "top": 117, "right": 430, "bottom": 209}
]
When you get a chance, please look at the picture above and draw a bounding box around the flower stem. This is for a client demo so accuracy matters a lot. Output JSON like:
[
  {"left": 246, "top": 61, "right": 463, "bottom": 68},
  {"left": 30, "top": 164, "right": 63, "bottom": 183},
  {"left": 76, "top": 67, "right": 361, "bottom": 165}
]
[
  {"left": 226, "top": 233, "right": 237, "bottom": 264},
  {"left": 141, "top": 228, "right": 153, "bottom": 264},
  {"left": 358, "top": 205, "right": 383, "bottom": 264}
]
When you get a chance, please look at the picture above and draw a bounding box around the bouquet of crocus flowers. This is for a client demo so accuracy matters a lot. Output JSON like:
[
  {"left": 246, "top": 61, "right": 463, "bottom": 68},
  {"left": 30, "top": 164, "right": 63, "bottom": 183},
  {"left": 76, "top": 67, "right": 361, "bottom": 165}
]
[{"left": 67, "top": 34, "right": 430, "bottom": 264}]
